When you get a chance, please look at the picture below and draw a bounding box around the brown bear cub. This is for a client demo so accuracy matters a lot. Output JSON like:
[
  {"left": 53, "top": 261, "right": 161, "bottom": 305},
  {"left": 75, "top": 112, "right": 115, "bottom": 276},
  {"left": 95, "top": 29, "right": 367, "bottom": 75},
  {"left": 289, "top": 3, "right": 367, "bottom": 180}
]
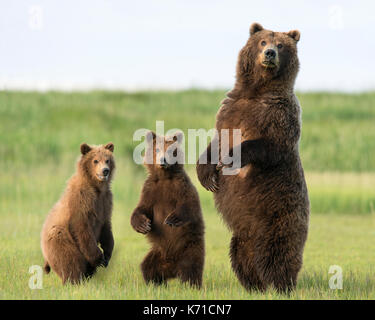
[
  {"left": 197, "top": 23, "right": 309, "bottom": 293},
  {"left": 41, "top": 142, "right": 115, "bottom": 284},
  {"left": 131, "top": 131, "right": 205, "bottom": 288}
]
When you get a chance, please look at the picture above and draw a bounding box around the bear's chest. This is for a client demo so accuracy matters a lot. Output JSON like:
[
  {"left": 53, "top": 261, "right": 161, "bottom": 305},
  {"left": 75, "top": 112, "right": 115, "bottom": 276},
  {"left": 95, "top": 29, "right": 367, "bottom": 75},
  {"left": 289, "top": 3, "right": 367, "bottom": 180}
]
[
  {"left": 90, "top": 196, "right": 107, "bottom": 238},
  {"left": 153, "top": 200, "right": 176, "bottom": 222},
  {"left": 151, "top": 181, "right": 178, "bottom": 221},
  {"left": 216, "top": 101, "right": 263, "bottom": 147}
]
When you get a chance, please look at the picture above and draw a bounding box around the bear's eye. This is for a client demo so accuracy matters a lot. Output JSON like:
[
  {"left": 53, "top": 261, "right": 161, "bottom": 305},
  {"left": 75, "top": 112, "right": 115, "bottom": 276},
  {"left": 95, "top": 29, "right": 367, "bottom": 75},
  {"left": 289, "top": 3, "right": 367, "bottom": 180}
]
[
  {"left": 261, "top": 41, "right": 266, "bottom": 46},
  {"left": 93, "top": 160, "right": 99, "bottom": 164},
  {"left": 105, "top": 160, "right": 110, "bottom": 164},
  {"left": 277, "top": 43, "right": 283, "bottom": 49},
  {"left": 156, "top": 148, "right": 160, "bottom": 153}
]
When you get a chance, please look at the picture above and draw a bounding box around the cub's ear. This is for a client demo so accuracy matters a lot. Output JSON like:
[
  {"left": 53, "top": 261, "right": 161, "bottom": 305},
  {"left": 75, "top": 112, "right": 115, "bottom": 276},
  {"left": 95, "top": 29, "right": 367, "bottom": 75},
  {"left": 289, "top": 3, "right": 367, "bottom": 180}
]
[
  {"left": 172, "top": 131, "right": 184, "bottom": 143},
  {"left": 287, "top": 30, "right": 300, "bottom": 42},
  {"left": 80, "top": 143, "right": 92, "bottom": 155},
  {"left": 146, "top": 131, "right": 156, "bottom": 144},
  {"left": 250, "top": 22, "right": 263, "bottom": 35},
  {"left": 104, "top": 142, "right": 114, "bottom": 152}
]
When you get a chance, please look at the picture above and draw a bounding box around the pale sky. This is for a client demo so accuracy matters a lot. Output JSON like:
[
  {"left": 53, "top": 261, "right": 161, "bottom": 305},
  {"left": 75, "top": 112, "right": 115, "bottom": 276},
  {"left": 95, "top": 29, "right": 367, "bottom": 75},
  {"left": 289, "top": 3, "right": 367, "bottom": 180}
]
[{"left": 1, "top": 0, "right": 374, "bottom": 91}]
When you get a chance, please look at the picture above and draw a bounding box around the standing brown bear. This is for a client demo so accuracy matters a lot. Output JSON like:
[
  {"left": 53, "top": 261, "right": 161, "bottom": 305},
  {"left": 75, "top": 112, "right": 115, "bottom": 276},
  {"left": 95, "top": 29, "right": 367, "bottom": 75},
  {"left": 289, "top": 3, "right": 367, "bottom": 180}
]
[
  {"left": 196, "top": 23, "right": 309, "bottom": 293},
  {"left": 41, "top": 142, "right": 115, "bottom": 284},
  {"left": 131, "top": 131, "right": 205, "bottom": 288}
]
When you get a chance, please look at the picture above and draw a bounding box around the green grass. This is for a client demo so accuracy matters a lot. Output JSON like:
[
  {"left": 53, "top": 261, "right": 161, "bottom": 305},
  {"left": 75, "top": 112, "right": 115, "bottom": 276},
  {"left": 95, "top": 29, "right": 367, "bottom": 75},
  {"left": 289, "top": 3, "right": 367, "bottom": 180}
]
[
  {"left": 0, "top": 90, "right": 374, "bottom": 299},
  {"left": 1, "top": 90, "right": 375, "bottom": 171}
]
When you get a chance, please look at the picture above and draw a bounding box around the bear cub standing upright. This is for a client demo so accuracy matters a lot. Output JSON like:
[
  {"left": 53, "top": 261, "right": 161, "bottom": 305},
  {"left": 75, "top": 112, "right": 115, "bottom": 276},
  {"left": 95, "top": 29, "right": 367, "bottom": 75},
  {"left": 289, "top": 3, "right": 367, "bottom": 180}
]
[
  {"left": 41, "top": 142, "right": 115, "bottom": 284},
  {"left": 131, "top": 131, "right": 205, "bottom": 288}
]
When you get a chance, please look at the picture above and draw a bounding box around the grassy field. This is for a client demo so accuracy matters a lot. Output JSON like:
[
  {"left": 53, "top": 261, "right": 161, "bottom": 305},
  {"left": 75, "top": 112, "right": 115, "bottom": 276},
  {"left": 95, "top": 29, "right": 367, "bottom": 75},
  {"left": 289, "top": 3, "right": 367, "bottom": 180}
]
[{"left": 1, "top": 90, "right": 375, "bottom": 299}]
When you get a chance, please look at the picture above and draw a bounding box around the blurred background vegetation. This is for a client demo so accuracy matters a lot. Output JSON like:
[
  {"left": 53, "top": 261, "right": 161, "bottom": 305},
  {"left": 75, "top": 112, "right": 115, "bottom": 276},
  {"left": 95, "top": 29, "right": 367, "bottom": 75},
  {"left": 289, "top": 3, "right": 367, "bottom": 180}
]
[{"left": 1, "top": 90, "right": 374, "bottom": 214}]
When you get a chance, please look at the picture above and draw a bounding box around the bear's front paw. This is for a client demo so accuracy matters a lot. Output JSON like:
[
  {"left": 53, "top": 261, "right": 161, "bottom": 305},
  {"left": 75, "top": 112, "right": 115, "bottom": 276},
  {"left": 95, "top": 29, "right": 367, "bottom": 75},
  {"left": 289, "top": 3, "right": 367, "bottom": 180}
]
[
  {"left": 132, "top": 215, "right": 152, "bottom": 234},
  {"left": 216, "top": 160, "right": 228, "bottom": 170},
  {"left": 218, "top": 145, "right": 245, "bottom": 170},
  {"left": 196, "top": 163, "right": 219, "bottom": 192},
  {"left": 102, "top": 255, "right": 110, "bottom": 268},
  {"left": 98, "top": 254, "right": 107, "bottom": 268},
  {"left": 164, "top": 213, "right": 186, "bottom": 227},
  {"left": 91, "top": 251, "right": 105, "bottom": 268},
  {"left": 217, "top": 150, "right": 236, "bottom": 170}
]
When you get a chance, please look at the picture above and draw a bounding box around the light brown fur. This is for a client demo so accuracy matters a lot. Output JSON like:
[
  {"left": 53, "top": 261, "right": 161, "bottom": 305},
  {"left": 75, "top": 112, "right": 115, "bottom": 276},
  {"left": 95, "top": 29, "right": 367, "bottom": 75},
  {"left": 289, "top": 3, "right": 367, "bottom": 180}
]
[{"left": 41, "top": 143, "right": 115, "bottom": 284}]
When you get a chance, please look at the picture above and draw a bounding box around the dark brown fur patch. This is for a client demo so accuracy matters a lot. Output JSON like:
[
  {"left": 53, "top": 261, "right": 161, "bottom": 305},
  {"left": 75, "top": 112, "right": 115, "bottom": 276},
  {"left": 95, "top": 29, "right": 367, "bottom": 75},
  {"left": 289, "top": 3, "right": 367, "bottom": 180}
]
[{"left": 131, "top": 133, "right": 205, "bottom": 288}]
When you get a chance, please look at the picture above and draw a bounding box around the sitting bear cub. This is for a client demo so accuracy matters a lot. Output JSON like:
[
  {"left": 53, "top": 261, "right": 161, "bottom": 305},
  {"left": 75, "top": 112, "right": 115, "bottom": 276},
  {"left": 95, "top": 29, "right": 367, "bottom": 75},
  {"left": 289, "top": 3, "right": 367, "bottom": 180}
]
[
  {"left": 41, "top": 142, "right": 115, "bottom": 284},
  {"left": 131, "top": 131, "right": 205, "bottom": 288}
]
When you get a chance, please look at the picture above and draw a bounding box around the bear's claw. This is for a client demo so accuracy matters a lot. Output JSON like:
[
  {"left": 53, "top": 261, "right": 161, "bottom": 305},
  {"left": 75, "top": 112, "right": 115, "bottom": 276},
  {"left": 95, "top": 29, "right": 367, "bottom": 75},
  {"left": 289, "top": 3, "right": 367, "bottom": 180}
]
[
  {"left": 164, "top": 214, "right": 185, "bottom": 227},
  {"left": 102, "top": 256, "right": 110, "bottom": 268},
  {"left": 134, "top": 217, "right": 152, "bottom": 234},
  {"left": 205, "top": 175, "right": 219, "bottom": 192},
  {"left": 197, "top": 163, "right": 220, "bottom": 192}
]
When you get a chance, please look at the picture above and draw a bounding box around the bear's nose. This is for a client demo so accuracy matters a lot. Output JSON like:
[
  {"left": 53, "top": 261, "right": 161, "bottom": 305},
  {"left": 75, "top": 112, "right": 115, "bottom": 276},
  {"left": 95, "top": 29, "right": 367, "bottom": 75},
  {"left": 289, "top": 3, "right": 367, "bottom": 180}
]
[
  {"left": 102, "top": 168, "right": 110, "bottom": 176},
  {"left": 160, "top": 157, "right": 166, "bottom": 166},
  {"left": 265, "top": 49, "right": 276, "bottom": 60}
]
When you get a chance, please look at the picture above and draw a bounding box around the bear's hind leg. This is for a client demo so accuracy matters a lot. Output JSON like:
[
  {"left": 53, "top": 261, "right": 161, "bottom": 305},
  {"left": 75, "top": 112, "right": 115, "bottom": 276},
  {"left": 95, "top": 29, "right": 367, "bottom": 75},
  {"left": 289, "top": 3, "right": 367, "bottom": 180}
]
[
  {"left": 230, "top": 235, "right": 265, "bottom": 291},
  {"left": 45, "top": 227, "right": 89, "bottom": 284},
  {"left": 141, "top": 249, "right": 171, "bottom": 285},
  {"left": 255, "top": 247, "right": 302, "bottom": 294},
  {"left": 56, "top": 249, "right": 89, "bottom": 285},
  {"left": 176, "top": 243, "right": 204, "bottom": 288}
]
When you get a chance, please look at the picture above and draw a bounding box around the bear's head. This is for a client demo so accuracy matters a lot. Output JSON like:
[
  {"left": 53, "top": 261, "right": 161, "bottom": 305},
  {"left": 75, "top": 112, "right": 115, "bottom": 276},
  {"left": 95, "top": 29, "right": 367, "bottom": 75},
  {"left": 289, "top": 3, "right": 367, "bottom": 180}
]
[
  {"left": 236, "top": 23, "right": 300, "bottom": 91},
  {"left": 79, "top": 142, "right": 115, "bottom": 184},
  {"left": 144, "top": 131, "right": 184, "bottom": 173}
]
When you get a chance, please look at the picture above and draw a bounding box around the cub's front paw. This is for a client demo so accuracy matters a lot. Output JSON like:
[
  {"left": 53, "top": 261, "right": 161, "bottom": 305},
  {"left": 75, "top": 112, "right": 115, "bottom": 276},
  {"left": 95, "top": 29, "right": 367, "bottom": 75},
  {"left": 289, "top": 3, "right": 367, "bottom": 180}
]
[
  {"left": 92, "top": 251, "right": 105, "bottom": 268},
  {"left": 164, "top": 213, "right": 186, "bottom": 227},
  {"left": 102, "top": 255, "right": 110, "bottom": 268},
  {"left": 99, "top": 255, "right": 107, "bottom": 268},
  {"left": 217, "top": 147, "right": 236, "bottom": 170},
  {"left": 196, "top": 163, "right": 219, "bottom": 192},
  {"left": 219, "top": 145, "right": 245, "bottom": 170},
  {"left": 131, "top": 215, "right": 152, "bottom": 234}
]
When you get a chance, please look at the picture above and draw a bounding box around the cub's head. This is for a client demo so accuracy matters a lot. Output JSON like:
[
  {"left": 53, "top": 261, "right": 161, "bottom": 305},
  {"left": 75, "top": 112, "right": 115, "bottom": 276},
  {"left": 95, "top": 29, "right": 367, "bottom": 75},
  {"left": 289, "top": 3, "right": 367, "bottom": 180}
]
[
  {"left": 237, "top": 23, "right": 300, "bottom": 87},
  {"left": 144, "top": 131, "right": 184, "bottom": 172},
  {"left": 79, "top": 142, "right": 115, "bottom": 183}
]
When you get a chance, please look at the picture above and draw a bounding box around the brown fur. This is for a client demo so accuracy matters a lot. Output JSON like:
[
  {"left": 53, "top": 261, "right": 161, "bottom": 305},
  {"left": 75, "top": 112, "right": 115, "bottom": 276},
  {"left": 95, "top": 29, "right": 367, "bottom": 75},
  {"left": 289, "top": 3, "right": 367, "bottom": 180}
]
[
  {"left": 131, "top": 131, "right": 205, "bottom": 288},
  {"left": 41, "top": 143, "right": 115, "bottom": 284},
  {"left": 196, "top": 23, "right": 309, "bottom": 293}
]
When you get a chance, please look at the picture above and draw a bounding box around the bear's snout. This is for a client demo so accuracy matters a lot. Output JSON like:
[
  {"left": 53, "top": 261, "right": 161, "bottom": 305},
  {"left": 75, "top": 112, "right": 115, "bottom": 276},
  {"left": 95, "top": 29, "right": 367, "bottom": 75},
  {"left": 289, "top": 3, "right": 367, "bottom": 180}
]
[
  {"left": 261, "top": 45, "right": 279, "bottom": 68},
  {"left": 264, "top": 48, "right": 276, "bottom": 60},
  {"left": 102, "top": 168, "right": 110, "bottom": 176},
  {"left": 159, "top": 156, "right": 167, "bottom": 167}
]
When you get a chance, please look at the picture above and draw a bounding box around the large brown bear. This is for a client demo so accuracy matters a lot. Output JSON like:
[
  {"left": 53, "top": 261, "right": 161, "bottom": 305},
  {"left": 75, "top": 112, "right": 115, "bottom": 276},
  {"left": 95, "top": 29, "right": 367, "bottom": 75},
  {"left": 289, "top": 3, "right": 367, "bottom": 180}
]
[
  {"left": 41, "top": 142, "right": 115, "bottom": 284},
  {"left": 131, "top": 131, "right": 205, "bottom": 288},
  {"left": 196, "top": 23, "right": 309, "bottom": 293}
]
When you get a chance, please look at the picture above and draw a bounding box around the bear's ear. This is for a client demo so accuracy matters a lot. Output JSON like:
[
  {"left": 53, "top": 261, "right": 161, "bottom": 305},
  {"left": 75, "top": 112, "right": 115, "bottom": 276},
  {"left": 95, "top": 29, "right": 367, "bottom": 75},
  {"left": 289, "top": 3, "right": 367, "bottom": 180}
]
[
  {"left": 104, "top": 142, "right": 114, "bottom": 152},
  {"left": 146, "top": 131, "right": 156, "bottom": 144},
  {"left": 172, "top": 131, "right": 184, "bottom": 143},
  {"left": 287, "top": 30, "right": 300, "bottom": 42},
  {"left": 250, "top": 23, "right": 263, "bottom": 36},
  {"left": 80, "top": 143, "right": 92, "bottom": 155}
]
